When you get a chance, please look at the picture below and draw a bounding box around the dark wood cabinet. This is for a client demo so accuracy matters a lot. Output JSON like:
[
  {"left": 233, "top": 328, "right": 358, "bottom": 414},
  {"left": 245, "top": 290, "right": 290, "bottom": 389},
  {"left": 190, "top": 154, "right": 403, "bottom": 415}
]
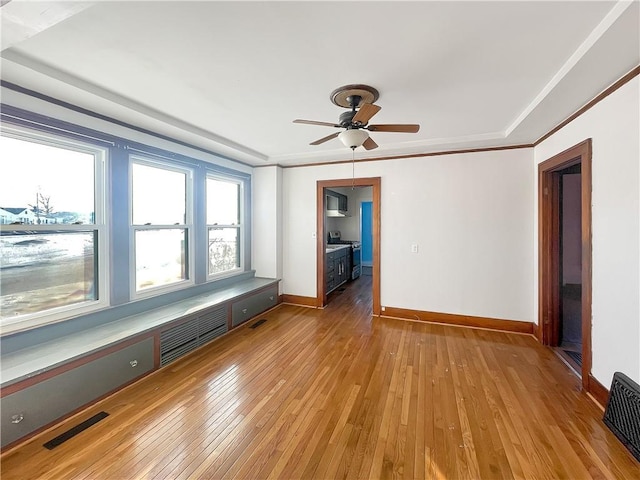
[{"left": 326, "top": 247, "right": 348, "bottom": 293}]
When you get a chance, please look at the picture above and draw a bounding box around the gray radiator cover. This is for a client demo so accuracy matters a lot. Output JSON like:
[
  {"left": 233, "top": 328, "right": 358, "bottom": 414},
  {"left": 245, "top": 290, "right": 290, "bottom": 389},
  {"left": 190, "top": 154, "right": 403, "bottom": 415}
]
[
  {"left": 1, "top": 337, "right": 154, "bottom": 448},
  {"left": 160, "top": 305, "right": 228, "bottom": 366}
]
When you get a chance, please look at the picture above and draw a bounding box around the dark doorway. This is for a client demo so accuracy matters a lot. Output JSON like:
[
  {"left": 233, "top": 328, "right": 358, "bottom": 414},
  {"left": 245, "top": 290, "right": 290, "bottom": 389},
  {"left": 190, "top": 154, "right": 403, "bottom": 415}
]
[
  {"left": 559, "top": 164, "right": 582, "bottom": 367},
  {"left": 538, "top": 139, "right": 592, "bottom": 391}
]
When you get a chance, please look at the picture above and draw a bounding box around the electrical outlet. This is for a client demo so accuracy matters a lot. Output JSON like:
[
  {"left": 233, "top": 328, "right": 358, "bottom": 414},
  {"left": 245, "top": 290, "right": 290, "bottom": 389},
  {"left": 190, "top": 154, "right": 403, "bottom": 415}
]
[{"left": 411, "top": 244, "right": 418, "bottom": 253}]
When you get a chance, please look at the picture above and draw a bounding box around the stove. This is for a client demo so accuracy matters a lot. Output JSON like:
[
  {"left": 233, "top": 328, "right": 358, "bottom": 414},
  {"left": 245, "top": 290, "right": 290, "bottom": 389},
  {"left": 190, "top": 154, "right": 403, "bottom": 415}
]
[{"left": 327, "top": 231, "right": 361, "bottom": 280}]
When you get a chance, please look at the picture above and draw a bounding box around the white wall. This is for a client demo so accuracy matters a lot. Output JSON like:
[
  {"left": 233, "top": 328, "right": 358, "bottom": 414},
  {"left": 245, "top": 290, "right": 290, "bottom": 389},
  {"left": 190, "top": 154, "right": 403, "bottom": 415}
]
[
  {"left": 534, "top": 77, "right": 640, "bottom": 385},
  {"left": 281, "top": 148, "right": 535, "bottom": 322},
  {"left": 252, "top": 166, "right": 283, "bottom": 281}
]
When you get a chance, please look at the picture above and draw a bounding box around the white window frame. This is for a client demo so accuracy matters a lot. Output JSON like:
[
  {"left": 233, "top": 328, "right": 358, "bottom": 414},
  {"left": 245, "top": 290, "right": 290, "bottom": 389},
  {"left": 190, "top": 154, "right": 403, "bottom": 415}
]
[
  {"left": 206, "top": 174, "right": 244, "bottom": 280},
  {"left": 0, "top": 126, "right": 109, "bottom": 335},
  {"left": 129, "top": 155, "right": 194, "bottom": 299}
]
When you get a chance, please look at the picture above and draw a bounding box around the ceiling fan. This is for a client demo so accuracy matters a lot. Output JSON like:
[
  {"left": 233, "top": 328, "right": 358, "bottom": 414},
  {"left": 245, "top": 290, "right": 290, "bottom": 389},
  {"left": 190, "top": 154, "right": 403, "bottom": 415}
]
[{"left": 293, "top": 84, "right": 420, "bottom": 150}]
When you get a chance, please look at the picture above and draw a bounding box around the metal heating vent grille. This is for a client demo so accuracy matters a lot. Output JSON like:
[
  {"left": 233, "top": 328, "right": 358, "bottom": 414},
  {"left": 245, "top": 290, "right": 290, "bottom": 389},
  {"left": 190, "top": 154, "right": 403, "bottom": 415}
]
[
  {"left": 197, "top": 306, "right": 227, "bottom": 347},
  {"left": 603, "top": 372, "right": 640, "bottom": 461},
  {"left": 160, "top": 306, "right": 228, "bottom": 367},
  {"left": 160, "top": 340, "right": 199, "bottom": 367},
  {"left": 160, "top": 320, "right": 198, "bottom": 354},
  {"left": 198, "top": 307, "right": 227, "bottom": 339}
]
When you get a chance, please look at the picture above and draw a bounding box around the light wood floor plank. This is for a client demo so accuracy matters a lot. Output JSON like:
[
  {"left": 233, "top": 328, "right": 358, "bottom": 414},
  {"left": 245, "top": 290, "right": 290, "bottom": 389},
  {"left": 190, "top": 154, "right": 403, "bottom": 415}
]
[{"left": 2, "top": 275, "right": 638, "bottom": 479}]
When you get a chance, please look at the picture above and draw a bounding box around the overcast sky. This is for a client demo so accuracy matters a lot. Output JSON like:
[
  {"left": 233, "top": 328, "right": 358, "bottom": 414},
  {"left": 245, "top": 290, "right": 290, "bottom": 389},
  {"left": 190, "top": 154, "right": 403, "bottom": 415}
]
[
  {"left": 1, "top": 135, "right": 240, "bottom": 222},
  {"left": 0, "top": 135, "right": 94, "bottom": 213}
]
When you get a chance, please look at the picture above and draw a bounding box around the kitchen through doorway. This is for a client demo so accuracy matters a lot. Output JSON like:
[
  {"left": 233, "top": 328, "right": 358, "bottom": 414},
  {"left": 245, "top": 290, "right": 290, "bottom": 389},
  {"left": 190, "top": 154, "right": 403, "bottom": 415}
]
[{"left": 316, "top": 178, "right": 381, "bottom": 313}]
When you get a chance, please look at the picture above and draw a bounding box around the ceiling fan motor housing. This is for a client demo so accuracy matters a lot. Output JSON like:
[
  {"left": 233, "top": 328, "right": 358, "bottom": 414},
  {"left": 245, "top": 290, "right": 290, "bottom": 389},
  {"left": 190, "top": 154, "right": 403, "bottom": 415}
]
[{"left": 339, "top": 110, "right": 357, "bottom": 127}]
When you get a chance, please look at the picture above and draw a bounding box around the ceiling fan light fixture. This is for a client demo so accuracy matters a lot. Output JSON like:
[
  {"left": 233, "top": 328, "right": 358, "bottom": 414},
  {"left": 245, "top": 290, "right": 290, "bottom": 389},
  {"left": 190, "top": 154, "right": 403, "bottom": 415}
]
[{"left": 339, "top": 129, "right": 369, "bottom": 149}]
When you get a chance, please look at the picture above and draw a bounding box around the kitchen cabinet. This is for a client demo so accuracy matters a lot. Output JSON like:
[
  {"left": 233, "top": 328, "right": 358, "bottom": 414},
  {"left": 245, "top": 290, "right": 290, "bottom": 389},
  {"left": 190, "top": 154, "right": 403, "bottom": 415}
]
[
  {"left": 338, "top": 193, "right": 348, "bottom": 212},
  {"left": 326, "top": 246, "right": 348, "bottom": 293},
  {"left": 326, "top": 190, "right": 348, "bottom": 216},
  {"left": 326, "top": 250, "right": 336, "bottom": 292},
  {"left": 336, "top": 250, "right": 347, "bottom": 285}
]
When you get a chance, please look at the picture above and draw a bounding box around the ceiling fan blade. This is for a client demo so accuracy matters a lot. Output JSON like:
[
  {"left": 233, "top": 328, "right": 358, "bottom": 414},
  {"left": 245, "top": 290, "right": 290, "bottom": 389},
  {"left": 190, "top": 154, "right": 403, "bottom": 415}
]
[
  {"left": 294, "top": 119, "right": 340, "bottom": 128},
  {"left": 352, "top": 103, "right": 381, "bottom": 125},
  {"left": 367, "top": 124, "right": 420, "bottom": 133},
  {"left": 310, "top": 132, "right": 340, "bottom": 145},
  {"left": 362, "top": 137, "right": 378, "bottom": 150}
]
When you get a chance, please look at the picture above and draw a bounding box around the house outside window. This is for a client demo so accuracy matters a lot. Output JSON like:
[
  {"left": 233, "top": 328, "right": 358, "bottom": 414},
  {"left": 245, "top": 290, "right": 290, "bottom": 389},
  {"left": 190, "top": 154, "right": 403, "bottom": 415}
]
[
  {"left": 0, "top": 128, "right": 108, "bottom": 333},
  {"left": 130, "top": 157, "right": 193, "bottom": 296}
]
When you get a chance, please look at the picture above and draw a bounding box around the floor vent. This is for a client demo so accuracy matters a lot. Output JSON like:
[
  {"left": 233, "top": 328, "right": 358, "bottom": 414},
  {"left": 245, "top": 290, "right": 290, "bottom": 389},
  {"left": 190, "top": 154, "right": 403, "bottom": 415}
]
[
  {"left": 250, "top": 319, "right": 267, "bottom": 329},
  {"left": 43, "top": 411, "right": 109, "bottom": 450},
  {"left": 603, "top": 372, "right": 640, "bottom": 461}
]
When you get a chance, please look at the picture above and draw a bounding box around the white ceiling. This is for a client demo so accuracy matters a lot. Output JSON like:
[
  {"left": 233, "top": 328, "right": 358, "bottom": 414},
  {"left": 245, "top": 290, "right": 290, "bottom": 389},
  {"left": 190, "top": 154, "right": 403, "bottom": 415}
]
[{"left": 1, "top": 1, "right": 638, "bottom": 167}]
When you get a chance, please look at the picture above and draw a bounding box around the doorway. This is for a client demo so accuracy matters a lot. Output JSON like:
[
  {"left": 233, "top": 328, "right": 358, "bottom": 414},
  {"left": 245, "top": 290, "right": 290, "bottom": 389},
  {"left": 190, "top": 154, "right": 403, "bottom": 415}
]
[
  {"left": 360, "top": 201, "right": 373, "bottom": 275},
  {"left": 538, "top": 139, "right": 592, "bottom": 389},
  {"left": 559, "top": 165, "right": 582, "bottom": 366},
  {"left": 316, "top": 178, "right": 381, "bottom": 314}
]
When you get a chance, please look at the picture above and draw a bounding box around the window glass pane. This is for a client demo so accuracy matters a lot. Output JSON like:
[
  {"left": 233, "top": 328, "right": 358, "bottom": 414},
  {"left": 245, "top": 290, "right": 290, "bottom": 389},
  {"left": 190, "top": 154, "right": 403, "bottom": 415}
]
[
  {"left": 207, "top": 178, "right": 239, "bottom": 225},
  {"left": 208, "top": 227, "right": 240, "bottom": 275},
  {"left": 132, "top": 163, "right": 186, "bottom": 225},
  {"left": 0, "top": 136, "right": 95, "bottom": 224},
  {"left": 0, "top": 231, "right": 97, "bottom": 318},
  {"left": 135, "top": 229, "right": 187, "bottom": 291}
]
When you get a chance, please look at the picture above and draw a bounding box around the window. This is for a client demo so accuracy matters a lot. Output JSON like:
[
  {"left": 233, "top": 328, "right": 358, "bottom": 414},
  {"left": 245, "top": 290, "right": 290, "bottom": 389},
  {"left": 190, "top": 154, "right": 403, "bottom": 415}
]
[
  {"left": 1, "top": 104, "right": 252, "bottom": 335},
  {"left": 207, "top": 176, "right": 242, "bottom": 277},
  {"left": 131, "top": 157, "right": 192, "bottom": 294},
  {"left": 0, "top": 128, "right": 107, "bottom": 332}
]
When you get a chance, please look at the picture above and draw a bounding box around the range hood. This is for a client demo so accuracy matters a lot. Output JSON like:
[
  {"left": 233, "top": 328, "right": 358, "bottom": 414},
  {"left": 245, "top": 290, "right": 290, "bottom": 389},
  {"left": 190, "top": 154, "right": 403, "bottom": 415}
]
[{"left": 326, "top": 209, "right": 348, "bottom": 217}]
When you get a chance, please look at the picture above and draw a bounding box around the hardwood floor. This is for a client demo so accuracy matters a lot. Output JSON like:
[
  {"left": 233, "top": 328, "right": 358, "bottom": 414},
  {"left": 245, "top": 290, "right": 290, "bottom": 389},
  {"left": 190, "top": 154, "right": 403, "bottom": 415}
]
[{"left": 2, "top": 276, "right": 637, "bottom": 479}]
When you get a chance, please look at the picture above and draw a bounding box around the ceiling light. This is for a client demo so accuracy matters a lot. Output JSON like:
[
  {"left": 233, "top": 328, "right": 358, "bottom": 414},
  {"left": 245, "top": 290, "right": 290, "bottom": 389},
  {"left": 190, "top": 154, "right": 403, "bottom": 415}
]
[{"left": 338, "top": 129, "right": 369, "bottom": 149}]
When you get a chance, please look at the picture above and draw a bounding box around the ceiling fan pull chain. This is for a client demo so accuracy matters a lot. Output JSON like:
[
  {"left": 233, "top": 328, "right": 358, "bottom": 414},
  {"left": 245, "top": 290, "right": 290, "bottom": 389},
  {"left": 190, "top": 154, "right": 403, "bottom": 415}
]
[{"left": 352, "top": 148, "right": 355, "bottom": 190}]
